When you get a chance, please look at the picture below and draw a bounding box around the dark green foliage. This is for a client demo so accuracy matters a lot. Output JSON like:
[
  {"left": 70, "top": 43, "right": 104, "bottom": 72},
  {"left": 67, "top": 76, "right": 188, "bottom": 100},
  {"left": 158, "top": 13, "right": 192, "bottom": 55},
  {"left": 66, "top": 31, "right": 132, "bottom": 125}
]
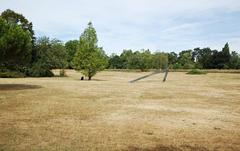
[
  {"left": 0, "top": 9, "right": 68, "bottom": 78},
  {"left": 152, "top": 52, "right": 168, "bottom": 69},
  {"left": 33, "top": 37, "right": 52, "bottom": 69},
  {"left": 229, "top": 51, "right": 240, "bottom": 69},
  {"left": 187, "top": 69, "right": 207, "bottom": 75},
  {"left": 208, "top": 43, "right": 232, "bottom": 69},
  {"left": 108, "top": 54, "right": 124, "bottom": 69},
  {"left": 108, "top": 43, "right": 239, "bottom": 70},
  {"left": 1, "top": 9, "right": 35, "bottom": 44},
  {"left": 222, "top": 43, "right": 231, "bottom": 63},
  {"left": 168, "top": 52, "right": 178, "bottom": 66},
  {"left": 27, "top": 37, "right": 66, "bottom": 77},
  {"left": 33, "top": 37, "right": 66, "bottom": 69},
  {"left": 0, "top": 70, "right": 26, "bottom": 78},
  {"left": 178, "top": 50, "right": 195, "bottom": 69},
  {"left": 128, "top": 50, "right": 152, "bottom": 71},
  {"left": 172, "top": 43, "right": 237, "bottom": 70},
  {"left": 25, "top": 64, "right": 54, "bottom": 77},
  {"left": 65, "top": 40, "right": 79, "bottom": 68},
  {"left": 210, "top": 50, "right": 224, "bottom": 69},
  {"left": 108, "top": 50, "right": 168, "bottom": 71},
  {"left": 0, "top": 9, "right": 34, "bottom": 77},
  {"left": 50, "top": 39, "right": 67, "bottom": 69},
  {"left": 127, "top": 51, "right": 143, "bottom": 70},
  {"left": 193, "top": 47, "right": 212, "bottom": 69},
  {"left": 120, "top": 49, "right": 133, "bottom": 69},
  {"left": 0, "top": 17, "right": 32, "bottom": 69}
]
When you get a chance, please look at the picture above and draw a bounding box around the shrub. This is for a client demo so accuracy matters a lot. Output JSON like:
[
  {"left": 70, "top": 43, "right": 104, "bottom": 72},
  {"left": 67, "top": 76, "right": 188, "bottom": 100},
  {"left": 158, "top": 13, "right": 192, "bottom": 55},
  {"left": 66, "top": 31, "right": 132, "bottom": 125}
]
[
  {"left": 0, "top": 71, "right": 26, "bottom": 78},
  {"left": 25, "top": 64, "right": 54, "bottom": 77},
  {"left": 1, "top": 65, "right": 54, "bottom": 78},
  {"left": 187, "top": 69, "right": 207, "bottom": 75}
]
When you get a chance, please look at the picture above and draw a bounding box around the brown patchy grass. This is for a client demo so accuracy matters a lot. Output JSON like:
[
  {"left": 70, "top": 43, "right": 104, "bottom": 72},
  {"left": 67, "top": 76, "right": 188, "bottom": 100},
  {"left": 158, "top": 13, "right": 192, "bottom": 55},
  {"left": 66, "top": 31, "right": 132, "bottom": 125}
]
[{"left": 0, "top": 70, "right": 240, "bottom": 151}]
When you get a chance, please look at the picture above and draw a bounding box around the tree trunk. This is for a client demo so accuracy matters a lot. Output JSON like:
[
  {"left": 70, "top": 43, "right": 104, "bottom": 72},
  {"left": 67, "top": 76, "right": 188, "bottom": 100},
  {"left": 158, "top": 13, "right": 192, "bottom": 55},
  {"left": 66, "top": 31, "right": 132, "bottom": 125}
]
[
  {"left": 59, "top": 69, "right": 65, "bottom": 77},
  {"left": 88, "top": 69, "right": 92, "bottom": 80}
]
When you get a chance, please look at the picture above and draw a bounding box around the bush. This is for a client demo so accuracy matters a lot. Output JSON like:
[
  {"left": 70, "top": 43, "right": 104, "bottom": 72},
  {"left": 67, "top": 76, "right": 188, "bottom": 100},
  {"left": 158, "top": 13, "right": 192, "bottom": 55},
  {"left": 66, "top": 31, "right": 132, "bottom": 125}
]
[
  {"left": 0, "top": 71, "right": 26, "bottom": 78},
  {"left": 28, "top": 68, "right": 54, "bottom": 77},
  {"left": 187, "top": 69, "right": 207, "bottom": 75},
  {"left": 25, "top": 64, "right": 54, "bottom": 77}
]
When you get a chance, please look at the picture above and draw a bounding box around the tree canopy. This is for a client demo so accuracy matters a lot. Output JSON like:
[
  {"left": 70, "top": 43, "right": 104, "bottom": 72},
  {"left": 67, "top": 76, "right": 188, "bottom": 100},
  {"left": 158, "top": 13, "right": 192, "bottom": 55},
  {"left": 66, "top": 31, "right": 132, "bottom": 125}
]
[
  {"left": 1, "top": 9, "right": 35, "bottom": 43},
  {"left": 0, "top": 17, "right": 32, "bottom": 69},
  {"left": 65, "top": 40, "right": 79, "bottom": 68}
]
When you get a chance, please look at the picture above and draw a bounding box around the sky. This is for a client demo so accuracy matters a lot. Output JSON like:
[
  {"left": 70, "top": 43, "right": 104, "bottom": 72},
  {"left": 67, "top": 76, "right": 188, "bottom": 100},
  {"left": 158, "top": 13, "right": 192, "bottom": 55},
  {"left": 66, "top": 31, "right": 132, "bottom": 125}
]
[{"left": 1, "top": 0, "right": 240, "bottom": 54}]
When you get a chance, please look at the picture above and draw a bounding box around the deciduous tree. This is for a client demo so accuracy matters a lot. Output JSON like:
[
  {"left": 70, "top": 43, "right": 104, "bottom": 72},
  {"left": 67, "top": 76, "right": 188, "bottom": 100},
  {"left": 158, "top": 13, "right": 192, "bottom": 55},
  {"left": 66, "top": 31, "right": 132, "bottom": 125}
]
[
  {"left": 73, "top": 22, "right": 107, "bottom": 80},
  {"left": 0, "top": 17, "right": 32, "bottom": 69}
]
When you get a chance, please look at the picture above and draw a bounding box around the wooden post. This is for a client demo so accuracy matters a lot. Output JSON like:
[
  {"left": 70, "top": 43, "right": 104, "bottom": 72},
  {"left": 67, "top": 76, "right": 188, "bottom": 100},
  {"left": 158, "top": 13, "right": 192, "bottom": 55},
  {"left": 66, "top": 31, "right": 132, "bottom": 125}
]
[{"left": 163, "top": 68, "right": 168, "bottom": 82}]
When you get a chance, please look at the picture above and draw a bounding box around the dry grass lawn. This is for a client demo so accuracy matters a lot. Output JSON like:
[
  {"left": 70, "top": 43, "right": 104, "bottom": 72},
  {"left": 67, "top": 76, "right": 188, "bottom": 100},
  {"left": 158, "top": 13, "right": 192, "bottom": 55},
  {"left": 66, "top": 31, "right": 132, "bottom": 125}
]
[{"left": 0, "top": 70, "right": 240, "bottom": 151}]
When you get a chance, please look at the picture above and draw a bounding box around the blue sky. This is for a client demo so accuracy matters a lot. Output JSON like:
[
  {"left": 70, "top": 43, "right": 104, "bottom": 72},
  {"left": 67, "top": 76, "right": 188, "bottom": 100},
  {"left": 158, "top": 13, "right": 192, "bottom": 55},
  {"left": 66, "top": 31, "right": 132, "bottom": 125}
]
[{"left": 1, "top": 0, "right": 240, "bottom": 54}]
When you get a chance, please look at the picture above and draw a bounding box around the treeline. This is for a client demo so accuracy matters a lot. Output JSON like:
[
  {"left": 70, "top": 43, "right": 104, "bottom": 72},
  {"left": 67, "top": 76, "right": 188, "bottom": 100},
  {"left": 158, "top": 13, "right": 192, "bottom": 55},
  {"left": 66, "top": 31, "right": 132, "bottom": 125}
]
[
  {"left": 0, "top": 9, "right": 107, "bottom": 79},
  {"left": 1, "top": 9, "right": 240, "bottom": 79},
  {"left": 107, "top": 44, "right": 240, "bottom": 70},
  {"left": 0, "top": 9, "right": 68, "bottom": 77},
  {"left": 107, "top": 50, "right": 168, "bottom": 71}
]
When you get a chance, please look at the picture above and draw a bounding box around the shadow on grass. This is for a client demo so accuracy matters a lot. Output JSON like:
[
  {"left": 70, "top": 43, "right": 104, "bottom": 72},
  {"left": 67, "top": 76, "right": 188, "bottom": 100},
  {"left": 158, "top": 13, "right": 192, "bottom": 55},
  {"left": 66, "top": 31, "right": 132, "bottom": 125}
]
[
  {"left": 126, "top": 144, "right": 209, "bottom": 151},
  {"left": 91, "top": 79, "right": 107, "bottom": 81},
  {"left": 76, "top": 79, "right": 107, "bottom": 81},
  {"left": 0, "top": 84, "right": 42, "bottom": 91}
]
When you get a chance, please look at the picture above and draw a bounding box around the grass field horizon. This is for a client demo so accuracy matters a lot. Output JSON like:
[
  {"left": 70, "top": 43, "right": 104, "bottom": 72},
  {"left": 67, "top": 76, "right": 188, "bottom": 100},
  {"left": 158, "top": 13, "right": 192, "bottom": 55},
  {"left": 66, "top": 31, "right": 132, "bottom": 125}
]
[{"left": 0, "top": 70, "right": 240, "bottom": 150}]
